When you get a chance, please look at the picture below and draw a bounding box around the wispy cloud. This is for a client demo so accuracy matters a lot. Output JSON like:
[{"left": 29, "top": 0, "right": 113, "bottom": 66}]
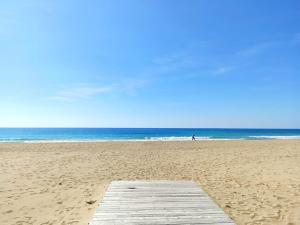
[
  {"left": 213, "top": 66, "right": 234, "bottom": 75},
  {"left": 151, "top": 52, "right": 200, "bottom": 77},
  {"left": 54, "top": 37, "right": 295, "bottom": 102},
  {"left": 50, "top": 86, "right": 112, "bottom": 101},
  {"left": 153, "top": 49, "right": 239, "bottom": 77},
  {"left": 118, "top": 78, "right": 149, "bottom": 95},
  {"left": 153, "top": 53, "right": 198, "bottom": 70},
  {"left": 237, "top": 41, "right": 276, "bottom": 57},
  {"left": 238, "top": 33, "right": 300, "bottom": 57},
  {"left": 50, "top": 78, "right": 150, "bottom": 101},
  {"left": 291, "top": 33, "right": 300, "bottom": 45}
]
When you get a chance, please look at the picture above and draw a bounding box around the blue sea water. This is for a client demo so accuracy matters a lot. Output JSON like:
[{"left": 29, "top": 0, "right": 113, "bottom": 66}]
[{"left": 0, "top": 128, "right": 300, "bottom": 142}]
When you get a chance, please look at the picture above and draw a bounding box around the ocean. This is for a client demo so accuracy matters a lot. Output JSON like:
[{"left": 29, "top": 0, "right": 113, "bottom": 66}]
[{"left": 0, "top": 128, "right": 300, "bottom": 142}]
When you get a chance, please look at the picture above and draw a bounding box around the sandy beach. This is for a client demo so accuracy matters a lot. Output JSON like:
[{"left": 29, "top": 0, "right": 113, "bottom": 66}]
[{"left": 0, "top": 140, "right": 299, "bottom": 225}]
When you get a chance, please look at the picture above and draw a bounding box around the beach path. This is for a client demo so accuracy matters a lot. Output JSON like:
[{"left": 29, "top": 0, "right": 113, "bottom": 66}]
[{"left": 89, "top": 180, "right": 236, "bottom": 225}]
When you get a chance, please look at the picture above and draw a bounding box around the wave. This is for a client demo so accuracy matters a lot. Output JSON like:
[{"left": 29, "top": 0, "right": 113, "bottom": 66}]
[
  {"left": 147, "top": 136, "right": 212, "bottom": 141},
  {"left": 0, "top": 136, "right": 227, "bottom": 143},
  {"left": 249, "top": 135, "right": 300, "bottom": 140},
  {"left": 0, "top": 135, "right": 300, "bottom": 143}
]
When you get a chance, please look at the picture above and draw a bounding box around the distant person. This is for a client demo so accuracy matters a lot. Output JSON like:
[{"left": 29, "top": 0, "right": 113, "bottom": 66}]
[{"left": 192, "top": 134, "right": 196, "bottom": 141}]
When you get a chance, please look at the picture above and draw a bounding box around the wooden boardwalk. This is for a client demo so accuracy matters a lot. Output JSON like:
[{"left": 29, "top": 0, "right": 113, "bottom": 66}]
[{"left": 89, "top": 181, "right": 236, "bottom": 225}]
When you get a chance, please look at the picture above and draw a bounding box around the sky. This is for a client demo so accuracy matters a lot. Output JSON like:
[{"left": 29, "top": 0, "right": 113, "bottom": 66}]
[{"left": 0, "top": 0, "right": 299, "bottom": 128}]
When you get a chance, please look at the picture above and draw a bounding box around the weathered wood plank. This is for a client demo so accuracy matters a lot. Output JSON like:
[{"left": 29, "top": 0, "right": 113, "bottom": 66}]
[{"left": 89, "top": 181, "right": 236, "bottom": 225}]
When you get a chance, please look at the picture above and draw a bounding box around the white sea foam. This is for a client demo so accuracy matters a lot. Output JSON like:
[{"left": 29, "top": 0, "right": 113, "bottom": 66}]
[
  {"left": 0, "top": 136, "right": 229, "bottom": 143},
  {"left": 148, "top": 136, "right": 211, "bottom": 141},
  {"left": 0, "top": 135, "right": 299, "bottom": 143},
  {"left": 22, "top": 137, "right": 214, "bottom": 143},
  {"left": 249, "top": 135, "right": 300, "bottom": 140}
]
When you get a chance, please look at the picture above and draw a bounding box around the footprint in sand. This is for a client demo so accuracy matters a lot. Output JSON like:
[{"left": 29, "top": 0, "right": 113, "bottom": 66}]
[
  {"left": 4, "top": 210, "right": 13, "bottom": 214},
  {"left": 67, "top": 220, "right": 79, "bottom": 224}
]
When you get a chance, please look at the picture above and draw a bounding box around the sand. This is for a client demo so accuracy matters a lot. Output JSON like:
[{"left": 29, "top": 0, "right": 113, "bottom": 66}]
[{"left": 0, "top": 140, "right": 300, "bottom": 225}]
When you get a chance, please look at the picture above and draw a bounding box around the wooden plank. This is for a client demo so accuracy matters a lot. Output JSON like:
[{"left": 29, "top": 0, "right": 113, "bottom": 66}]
[{"left": 89, "top": 181, "right": 236, "bottom": 225}]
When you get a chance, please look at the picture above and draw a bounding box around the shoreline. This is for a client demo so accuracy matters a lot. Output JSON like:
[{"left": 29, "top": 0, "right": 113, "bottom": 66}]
[{"left": 1, "top": 136, "right": 300, "bottom": 143}]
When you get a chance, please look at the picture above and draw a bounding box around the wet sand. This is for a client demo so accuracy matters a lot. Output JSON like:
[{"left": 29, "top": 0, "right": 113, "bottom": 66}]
[{"left": 0, "top": 140, "right": 299, "bottom": 225}]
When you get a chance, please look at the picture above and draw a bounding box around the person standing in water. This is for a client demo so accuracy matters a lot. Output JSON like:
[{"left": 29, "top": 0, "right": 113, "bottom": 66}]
[{"left": 192, "top": 134, "right": 196, "bottom": 141}]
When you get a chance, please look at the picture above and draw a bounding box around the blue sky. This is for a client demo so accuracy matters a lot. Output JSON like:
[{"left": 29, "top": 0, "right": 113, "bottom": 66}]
[{"left": 0, "top": 0, "right": 299, "bottom": 128}]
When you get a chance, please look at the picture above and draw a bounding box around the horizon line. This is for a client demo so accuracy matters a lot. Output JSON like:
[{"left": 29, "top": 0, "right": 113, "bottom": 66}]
[{"left": 0, "top": 127, "right": 300, "bottom": 130}]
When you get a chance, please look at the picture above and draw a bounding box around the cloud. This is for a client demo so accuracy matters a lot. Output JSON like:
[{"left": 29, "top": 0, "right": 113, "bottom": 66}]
[
  {"left": 213, "top": 66, "right": 234, "bottom": 75},
  {"left": 152, "top": 50, "right": 200, "bottom": 75},
  {"left": 49, "top": 78, "right": 150, "bottom": 101},
  {"left": 291, "top": 33, "right": 300, "bottom": 45},
  {"left": 50, "top": 86, "right": 112, "bottom": 101},
  {"left": 237, "top": 41, "right": 276, "bottom": 57},
  {"left": 238, "top": 34, "right": 300, "bottom": 57},
  {"left": 118, "top": 78, "right": 149, "bottom": 95}
]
